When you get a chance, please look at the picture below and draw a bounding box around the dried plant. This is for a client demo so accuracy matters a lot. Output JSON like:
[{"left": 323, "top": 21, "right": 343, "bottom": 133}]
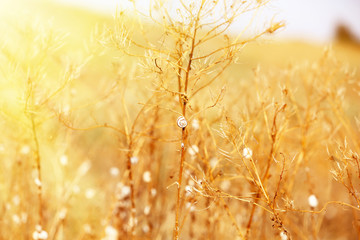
[{"left": 0, "top": 1, "right": 360, "bottom": 240}]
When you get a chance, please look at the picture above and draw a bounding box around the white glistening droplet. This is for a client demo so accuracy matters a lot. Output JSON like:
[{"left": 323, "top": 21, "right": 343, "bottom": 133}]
[
  {"left": 78, "top": 160, "right": 91, "bottom": 175},
  {"left": 35, "top": 225, "right": 42, "bottom": 232},
  {"left": 59, "top": 154, "right": 68, "bottom": 166},
  {"left": 308, "top": 194, "right": 319, "bottom": 208},
  {"left": 38, "top": 230, "right": 48, "bottom": 240},
  {"left": 110, "top": 167, "right": 120, "bottom": 176},
  {"left": 280, "top": 231, "right": 288, "bottom": 240},
  {"left": 188, "top": 145, "right": 199, "bottom": 156},
  {"left": 105, "top": 225, "right": 118, "bottom": 240},
  {"left": 70, "top": 88, "right": 77, "bottom": 96},
  {"left": 59, "top": 208, "right": 67, "bottom": 220},
  {"left": 177, "top": 116, "right": 188, "bottom": 128},
  {"left": 220, "top": 180, "right": 231, "bottom": 191},
  {"left": 32, "top": 231, "right": 39, "bottom": 240},
  {"left": 32, "top": 226, "right": 48, "bottom": 240},
  {"left": 142, "top": 224, "right": 150, "bottom": 233},
  {"left": 143, "top": 171, "right": 152, "bottom": 183},
  {"left": 130, "top": 156, "right": 138, "bottom": 164},
  {"left": 12, "top": 195, "right": 20, "bottom": 206},
  {"left": 121, "top": 186, "right": 131, "bottom": 198},
  {"left": 21, "top": 212, "right": 28, "bottom": 223},
  {"left": 144, "top": 205, "right": 151, "bottom": 215},
  {"left": 150, "top": 188, "right": 157, "bottom": 197},
  {"left": 0, "top": 144, "right": 5, "bottom": 152},
  {"left": 192, "top": 119, "right": 199, "bottom": 130},
  {"left": 62, "top": 104, "right": 70, "bottom": 116},
  {"left": 12, "top": 214, "right": 21, "bottom": 224},
  {"left": 209, "top": 157, "right": 218, "bottom": 169},
  {"left": 34, "top": 178, "right": 42, "bottom": 187},
  {"left": 85, "top": 189, "right": 96, "bottom": 199},
  {"left": 72, "top": 185, "right": 80, "bottom": 194},
  {"left": 242, "top": 147, "right": 253, "bottom": 159},
  {"left": 83, "top": 224, "right": 92, "bottom": 234},
  {"left": 20, "top": 145, "right": 31, "bottom": 155}
]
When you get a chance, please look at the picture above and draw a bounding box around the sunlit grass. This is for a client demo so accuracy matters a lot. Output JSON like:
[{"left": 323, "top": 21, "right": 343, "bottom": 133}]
[{"left": 0, "top": 0, "right": 360, "bottom": 240}]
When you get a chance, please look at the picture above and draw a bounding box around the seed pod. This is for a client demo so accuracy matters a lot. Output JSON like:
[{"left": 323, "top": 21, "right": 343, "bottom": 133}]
[{"left": 177, "top": 116, "right": 188, "bottom": 128}]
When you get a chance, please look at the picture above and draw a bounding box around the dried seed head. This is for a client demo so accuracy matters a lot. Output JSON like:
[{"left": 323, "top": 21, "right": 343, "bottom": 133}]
[
  {"left": 267, "top": 21, "right": 285, "bottom": 34},
  {"left": 177, "top": 116, "right": 188, "bottom": 128}
]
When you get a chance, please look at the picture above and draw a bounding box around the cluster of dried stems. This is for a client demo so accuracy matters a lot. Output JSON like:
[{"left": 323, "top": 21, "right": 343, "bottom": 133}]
[{"left": 0, "top": 0, "right": 359, "bottom": 239}]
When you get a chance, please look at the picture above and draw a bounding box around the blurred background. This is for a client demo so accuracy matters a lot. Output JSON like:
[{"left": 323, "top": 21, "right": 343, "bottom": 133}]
[
  {"left": 1, "top": 0, "right": 360, "bottom": 44},
  {"left": 51, "top": 0, "right": 360, "bottom": 43}
]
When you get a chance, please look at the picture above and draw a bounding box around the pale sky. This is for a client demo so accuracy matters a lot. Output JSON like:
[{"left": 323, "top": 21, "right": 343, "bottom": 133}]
[{"left": 56, "top": 0, "right": 360, "bottom": 43}]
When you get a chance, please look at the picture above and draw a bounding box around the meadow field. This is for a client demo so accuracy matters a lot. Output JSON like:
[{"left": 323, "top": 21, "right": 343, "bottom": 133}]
[{"left": 0, "top": 0, "right": 360, "bottom": 239}]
